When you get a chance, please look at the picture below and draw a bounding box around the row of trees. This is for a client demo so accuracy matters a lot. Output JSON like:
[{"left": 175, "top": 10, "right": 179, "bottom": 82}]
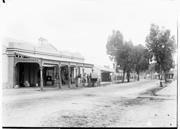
[
  {"left": 106, "top": 30, "right": 149, "bottom": 82},
  {"left": 106, "top": 24, "right": 176, "bottom": 84}
]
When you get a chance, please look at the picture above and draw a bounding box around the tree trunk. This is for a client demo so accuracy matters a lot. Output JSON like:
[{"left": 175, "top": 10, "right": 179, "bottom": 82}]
[
  {"left": 159, "top": 65, "right": 164, "bottom": 87},
  {"left": 160, "top": 72, "right": 163, "bottom": 87},
  {"left": 122, "top": 70, "right": 125, "bottom": 83},
  {"left": 164, "top": 73, "right": 167, "bottom": 83},
  {"left": 137, "top": 71, "right": 140, "bottom": 81},
  {"left": 127, "top": 71, "right": 130, "bottom": 82}
]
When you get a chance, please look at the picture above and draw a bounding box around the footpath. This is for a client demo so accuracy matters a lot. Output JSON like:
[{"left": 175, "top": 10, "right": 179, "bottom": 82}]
[{"left": 112, "top": 80, "right": 177, "bottom": 127}]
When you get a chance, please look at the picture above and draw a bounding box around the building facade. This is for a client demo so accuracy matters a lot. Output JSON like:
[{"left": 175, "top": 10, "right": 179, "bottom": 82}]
[
  {"left": 93, "top": 65, "right": 114, "bottom": 82},
  {"left": 2, "top": 39, "right": 93, "bottom": 90}
]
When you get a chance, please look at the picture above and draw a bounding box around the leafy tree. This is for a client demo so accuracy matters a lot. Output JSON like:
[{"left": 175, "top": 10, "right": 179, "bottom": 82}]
[
  {"left": 106, "top": 30, "right": 124, "bottom": 60},
  {"left": 106, "top": 31, "right": 135, "bottom": 83},
  {"left": 123, "top": 41, "right": 134, "bottom": 82},
  {"left": 114, "top": 40, "right": 135, "bottom": 82},
  {"left": 106, "top": 30, "right": 126, "bottom": 82},
  {"left": 133, "top": 44, "right": 149, "bottom": 81},
  {"left": 145, "top": 24, "right": 176, "bottom": 83}
]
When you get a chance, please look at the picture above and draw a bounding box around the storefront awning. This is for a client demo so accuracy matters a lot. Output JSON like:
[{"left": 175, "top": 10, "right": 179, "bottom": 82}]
[
  {"left": 15, "top": 52, "right": 93, "bottom": 68},
  {"left": 43, "top": 64, "right": 57, "bottom": 67},
  {"left": 15, "top": 52, "right": 83, "bottom": 63},
  {"left": 95, "top": 65, "right": 114, "bottom": 73}
]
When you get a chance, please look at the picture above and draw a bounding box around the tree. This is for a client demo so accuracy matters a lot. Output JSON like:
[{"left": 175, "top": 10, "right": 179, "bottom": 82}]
[
  {"left": 123, "top": 41, "right": 134, "bottom": 82},
  {"left": 106, "top": 30, "right": 124, "bottom": 60},
  {"left": 106, "top": 30, "right": 126, "bottom": 82},
  {"left": 115, "top": 41, "right": 134, "bottom": 83},
  {"left": 145, "top": 24, "right": 176, "bottom": 83},
  {"left": 133, "top": 44, "right": 149, "bottom": 81},
  {"left": 106, "top": 31, "right": 135, "bottom": 83}
]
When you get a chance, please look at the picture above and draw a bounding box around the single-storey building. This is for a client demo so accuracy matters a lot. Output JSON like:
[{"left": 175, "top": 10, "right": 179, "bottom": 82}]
[
  {"left": 93, "top": 65, "right": 115, "bottom": 82},
  {"left": 2, "top": 38, "right": 93, "bottom": 90}
]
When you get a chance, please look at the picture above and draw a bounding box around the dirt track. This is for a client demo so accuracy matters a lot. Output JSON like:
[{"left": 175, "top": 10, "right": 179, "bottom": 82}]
[{"left": 2, "top": 79, "right": 177, "bottom": 127}]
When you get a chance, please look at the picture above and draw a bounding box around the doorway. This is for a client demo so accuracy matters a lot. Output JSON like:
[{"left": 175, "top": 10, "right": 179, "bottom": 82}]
[{"left": 16, "top": 63, "right": 40, "bottom": 87}]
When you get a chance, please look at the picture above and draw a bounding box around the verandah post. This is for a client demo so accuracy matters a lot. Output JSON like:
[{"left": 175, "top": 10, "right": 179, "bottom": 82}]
[
  {"left": 68, "top": 65, "right": 71, "bottom": 88},
  {"left": 40, "top": 66, "right": 44, "bottom": 91},
  {"left": 75, "top": 66, "right": 78, "bottom": 87},
  {"left": 58, "top": 64, "right": 62, "bottom": 89}
]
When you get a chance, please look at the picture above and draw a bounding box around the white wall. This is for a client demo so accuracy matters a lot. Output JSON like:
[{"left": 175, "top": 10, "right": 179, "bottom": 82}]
[{"left": 2, "top": 47, "right": 8, "bottom": 88}]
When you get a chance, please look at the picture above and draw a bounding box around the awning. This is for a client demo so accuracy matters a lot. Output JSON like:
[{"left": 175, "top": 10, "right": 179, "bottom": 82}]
[
  {"left": 43, "top": 64, "right": 57, "bottom": 67},
  {"left": 15, "top": 51, "right": 93, "bottom": 68},
  {"left": 101, "top": 70, "right": 113, "bottom": 73},
  {"left": 15, "top": 52, "right": 83, "bottom": 63},
  {"left": 94, "top": 65, "right": 114, "bottom": 73}
]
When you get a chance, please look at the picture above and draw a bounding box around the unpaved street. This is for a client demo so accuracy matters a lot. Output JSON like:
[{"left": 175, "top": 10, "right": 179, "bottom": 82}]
[{"left": 2, "top": 79, "right": 177, "bottom": 127}]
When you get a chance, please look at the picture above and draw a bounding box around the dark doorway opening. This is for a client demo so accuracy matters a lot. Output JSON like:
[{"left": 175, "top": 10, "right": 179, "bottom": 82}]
[
  {"left": 101, "top": 72, "right": 111, "bottom": 82},
  {"left": 16, "top": 63, "right": 40, "bottom": 87},
  {"left": 43, "top": 67, "right": 55, "bottom": 86},
  {"left": 60, "top": 65, "right": 76, "bottom": 85},
  {"left": 61, "top": 65, "right": 69, "bottom": 85}
]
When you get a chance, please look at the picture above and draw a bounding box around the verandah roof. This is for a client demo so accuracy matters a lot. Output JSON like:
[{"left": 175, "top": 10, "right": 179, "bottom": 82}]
[{"left": 15, "top": 52, "right": 93, "bottom": 68}]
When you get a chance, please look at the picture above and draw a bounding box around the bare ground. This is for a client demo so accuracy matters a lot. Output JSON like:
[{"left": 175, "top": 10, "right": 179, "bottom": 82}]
[{"left": 2, "top": 79, "right": 177, "bottom": 127}]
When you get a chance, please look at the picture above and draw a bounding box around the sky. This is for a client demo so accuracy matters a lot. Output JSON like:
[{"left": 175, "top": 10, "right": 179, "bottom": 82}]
[{"left": 0, "top": 0, "right": 179, "bottom": 67}]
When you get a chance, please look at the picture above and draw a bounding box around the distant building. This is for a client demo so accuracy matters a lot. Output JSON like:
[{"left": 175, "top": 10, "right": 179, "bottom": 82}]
[
  {"left": 2, "top": 38, "right": 93, "bottom": 90},
  {"left": 146, "top": 54, "right": 176, "bottom": 80},
  {"left": 93, "top": 65, "right": 114, "bottom": 82}
]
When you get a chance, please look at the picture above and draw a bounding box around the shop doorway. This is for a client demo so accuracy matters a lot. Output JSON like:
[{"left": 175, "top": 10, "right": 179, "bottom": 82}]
[
  {"left": 60, "top": 65, "right": 76, "bottom": 85},
  {"left": 15, "top": 63, "right": 40, "bottom": 87},
  {"left": 43, "top": 67, "right": 55, "bottom": 86}
]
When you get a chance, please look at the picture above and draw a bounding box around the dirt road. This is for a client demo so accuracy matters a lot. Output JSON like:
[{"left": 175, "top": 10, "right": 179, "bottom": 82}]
[{"left": 2, "top": 79, "right": 177, "bottom": 127}]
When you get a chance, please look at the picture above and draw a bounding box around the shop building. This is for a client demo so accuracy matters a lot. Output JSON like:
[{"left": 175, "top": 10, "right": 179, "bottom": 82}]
[{"left": 2, "top": 38, "right": 93, "bottom": 90}]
